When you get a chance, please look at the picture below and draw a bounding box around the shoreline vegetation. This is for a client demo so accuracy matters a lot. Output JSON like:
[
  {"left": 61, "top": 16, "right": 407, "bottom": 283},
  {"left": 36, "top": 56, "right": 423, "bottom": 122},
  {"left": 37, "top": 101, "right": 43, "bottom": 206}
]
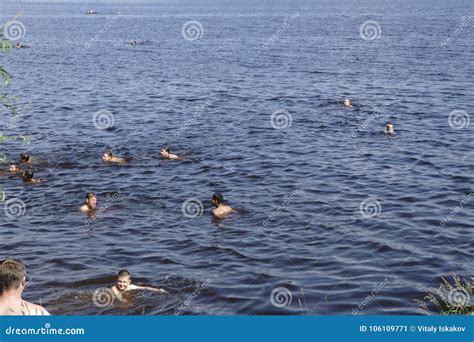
[{"left": 415, "top": 273, "right": 473, "bottom": 315}]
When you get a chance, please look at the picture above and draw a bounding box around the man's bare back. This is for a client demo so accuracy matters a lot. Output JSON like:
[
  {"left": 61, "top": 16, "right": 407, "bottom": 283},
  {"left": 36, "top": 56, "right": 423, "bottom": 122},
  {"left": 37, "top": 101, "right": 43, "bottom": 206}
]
[{"left": 0, "top": 299, "right": 50, "bottom": 316}]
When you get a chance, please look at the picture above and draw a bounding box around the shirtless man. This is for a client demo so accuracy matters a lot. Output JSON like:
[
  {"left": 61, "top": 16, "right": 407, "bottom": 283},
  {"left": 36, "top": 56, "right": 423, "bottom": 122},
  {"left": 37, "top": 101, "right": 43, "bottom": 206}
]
[
  {"left": 0, "top": 259, "right": 50, "bottom": 315},
  {"left": 211, "top": 193, "right": 233, "bottom": 219},
  {"left": 160, "top": 146, "right": 180, "bottom": 160},
  {"left": 111, "top": 270, "right": 167, "bottom": 302},
  {"left": 80, "top": 192, "right": 97, "bottom": 212},
  {"left": 102, "top": 151, "right": 130, "bottom": 164}
]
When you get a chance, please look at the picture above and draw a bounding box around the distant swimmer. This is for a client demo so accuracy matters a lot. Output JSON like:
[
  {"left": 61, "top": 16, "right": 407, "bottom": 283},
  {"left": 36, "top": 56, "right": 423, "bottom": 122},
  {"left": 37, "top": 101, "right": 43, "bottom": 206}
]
[
  {"left": 20, "top": 153, "right": 30, "bottom": 164},
  {"left": 385, "top": 122, "right": 395, "bottom": 135},
  {"left": 211, "top": 193, "right": 233, "bottom": 219},
  {"left": 16, "top": 42, "right": 22, "bottom": 49},
  {"left": 8, "top": 164, "right": 20, "bottom": 172},
  {"left": 22, "top": 170, "right": 43, "bottom": 184},
  {"left": 0, "top": 259, "right": 50, "bottom": 315},
  {"left": 80, "top": 192, "right": 97, "bottom": 212},
  {"left": 343, "top": 98, "right": 352, "bottom": 108},
  {"left": 160, "top": 146, "right": 180, "bottom": 160},
  {"left": 111, "top": 270, "right": 168, "bottom": 302},
  {"left": 102, "top": 151, "right": 130, "bottom": 164}
]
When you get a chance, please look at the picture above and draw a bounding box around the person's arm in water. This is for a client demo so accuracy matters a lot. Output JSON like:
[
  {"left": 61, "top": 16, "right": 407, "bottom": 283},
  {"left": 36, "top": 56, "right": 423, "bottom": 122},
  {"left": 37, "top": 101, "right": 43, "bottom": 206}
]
[{"left": 128, "top": 284, "right": 168, "bottom": 293}]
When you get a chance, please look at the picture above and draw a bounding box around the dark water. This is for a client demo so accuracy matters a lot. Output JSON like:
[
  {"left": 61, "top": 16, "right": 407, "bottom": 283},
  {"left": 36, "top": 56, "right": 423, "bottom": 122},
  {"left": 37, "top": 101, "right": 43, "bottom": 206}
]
[{"left": 0, "top": 0, "right": 473, "bottom": 315}]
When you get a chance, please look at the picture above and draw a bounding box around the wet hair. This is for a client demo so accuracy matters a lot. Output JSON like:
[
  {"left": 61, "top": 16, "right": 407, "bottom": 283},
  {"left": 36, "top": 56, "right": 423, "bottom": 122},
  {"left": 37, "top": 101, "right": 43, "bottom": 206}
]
[
  {"left": 20, "top": 153, "right": 30, "bottom": 163},
  {"left": 161, "top": 146, "right": 170, "bottom": 153},
  {"left": 103, "top": 151, "right": 113, "bottom": 158},
  {"left": 9, "top": 164, "right": 20, "bottom": 171},
  {"left": 85, "top": 192, "right": 96, "bottom": 204},
  {"left": 213, "top": 193, "right": 224, "bottom": 205},
  {"left": 0, "top": 259, "right": 26, "bottom": 294},
  {"left": 22, "top": 170, "right": 34, "bottom": 182},
  {"left": 117, "top": 270, "right": 131, "bottom": 279}
]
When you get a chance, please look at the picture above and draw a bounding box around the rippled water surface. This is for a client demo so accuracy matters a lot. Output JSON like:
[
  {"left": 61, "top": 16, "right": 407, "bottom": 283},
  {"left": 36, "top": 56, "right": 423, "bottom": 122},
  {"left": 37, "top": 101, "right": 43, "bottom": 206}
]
[{"left": 0, "top": 0, "right": 473, "bottom": 315}]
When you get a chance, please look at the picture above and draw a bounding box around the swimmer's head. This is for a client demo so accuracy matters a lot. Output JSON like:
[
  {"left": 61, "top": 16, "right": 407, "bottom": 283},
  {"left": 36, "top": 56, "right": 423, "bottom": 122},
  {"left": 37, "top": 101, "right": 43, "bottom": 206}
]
[
  {"left": 102, "top": 151, "right": 113, "bottom": 162},
  {"left": 386, "top": 122, "right": 394, "bottom": 134},
  {"left": 22, "top": 170, "right": 34, "bottom": 182},
  {"left": 20, "top": 153, "right": 30, "bottom": 163},
  {"left": 8, "top": 164, "right": 20, "bottom": 172},
  {"left": 160, "top": 146, "right": 170, "bottom": 158},
  {"left": 116, "top": 270, "right": 131, "bottom": 291},
  {"left": 344, "top": 98, "right": 351, "bottom": 107},
  {"left": 84, "top": 192, "right": 97, "bottom": 210},
  {"left": 0, "top": 259, "right": 26, "bottom": 294},
  {"left": 212, "top": 193, "right": 224, "bottom": 207}
]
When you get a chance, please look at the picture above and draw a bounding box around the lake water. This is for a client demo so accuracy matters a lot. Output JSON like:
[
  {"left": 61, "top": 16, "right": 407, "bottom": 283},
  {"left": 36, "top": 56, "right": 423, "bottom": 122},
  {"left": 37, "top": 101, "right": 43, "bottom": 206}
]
[{"left": 0, "top": 0, "right": 473, "bottom": 315}]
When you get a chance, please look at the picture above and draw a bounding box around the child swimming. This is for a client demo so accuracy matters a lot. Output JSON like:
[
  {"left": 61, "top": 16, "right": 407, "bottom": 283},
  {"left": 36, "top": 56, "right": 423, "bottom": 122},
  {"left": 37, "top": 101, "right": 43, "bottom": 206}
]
[
  {"left": 211, "top": 193, "right": 233, "bottom": 219},
  {"left": 80, "top": 192, "right": 97, "bottom": 212},
  {"left": 111, "top": 270, "right": 167, "bottom": 302},
  {"left": 160, "top": 146, "right": 180, "bottom": 160},
  {"left": 102, "top": 151, "right": 130, "bottom": 164}
]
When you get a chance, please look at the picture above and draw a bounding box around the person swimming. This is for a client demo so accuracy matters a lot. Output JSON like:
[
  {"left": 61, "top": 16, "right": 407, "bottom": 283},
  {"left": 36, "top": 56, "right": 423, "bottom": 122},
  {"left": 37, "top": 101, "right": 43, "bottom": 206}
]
[
  {"left": 160, "top": 146, "right": 180, "bottom": 160},
  {"left": 20, "top": 153, "right": 30, "bottom": 164},
  {"left": 385, "top": 122, "right": 395, "bottom": 135},
  {"left": 111, "top": 270, "right": 167, "bottom": 302},
  {"left": 211, "top": 193, "right": 233, "bottom": 218},
  {"left": 343, "top": 98, "right": 352, "bottom": 108},
  {"left": 102, "top": 151, "right": 130, "bottom": 164},
  {"left": 22, "top": 170, "right": 42, "bottom": 184},
  {"left": 16, "top": 42, "right": 22, "bottom": 49},
  {"left": 8, "top": 164, "right": 20, "bottom": 172},
  {"left": 0, "top": 259, "right": 50, "bottom": 315},
  {"left": 80, "top": 192, "right": 97, "bottom": 212}
]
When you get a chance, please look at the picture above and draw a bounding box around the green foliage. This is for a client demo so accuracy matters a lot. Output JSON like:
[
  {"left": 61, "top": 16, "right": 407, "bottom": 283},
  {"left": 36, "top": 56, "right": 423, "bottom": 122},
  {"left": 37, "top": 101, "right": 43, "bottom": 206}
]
[
  {"left": 0, "top": 23, "right": 12, "bottom": 86},
  {"left": 415, "top": 273, "right": 473, "bottom": 315}
]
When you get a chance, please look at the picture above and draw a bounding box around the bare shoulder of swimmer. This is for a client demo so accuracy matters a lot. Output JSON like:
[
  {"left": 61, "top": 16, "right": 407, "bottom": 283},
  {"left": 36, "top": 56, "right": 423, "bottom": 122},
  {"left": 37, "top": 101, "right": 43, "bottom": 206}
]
[
  {"left": 80, "top": 204, "right": 91, "bottom": 212},
  {"left": 212, "top": 205, "right": 233, "bottom": 218},
  {"left": 9, "top": 301, "right": 50, "bottom": 316},
  {"left": 111, "top": 156, "right": 130, "bottom": 163},
  {"left": 168, "top": 153, "right": 180, "bottom": 160}
]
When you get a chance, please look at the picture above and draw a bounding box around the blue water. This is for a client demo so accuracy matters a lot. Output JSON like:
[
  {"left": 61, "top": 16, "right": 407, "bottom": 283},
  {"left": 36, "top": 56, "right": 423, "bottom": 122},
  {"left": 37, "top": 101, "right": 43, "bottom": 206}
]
[{"left": 0, "top": 0, "right": 473, "bottom": 315}]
